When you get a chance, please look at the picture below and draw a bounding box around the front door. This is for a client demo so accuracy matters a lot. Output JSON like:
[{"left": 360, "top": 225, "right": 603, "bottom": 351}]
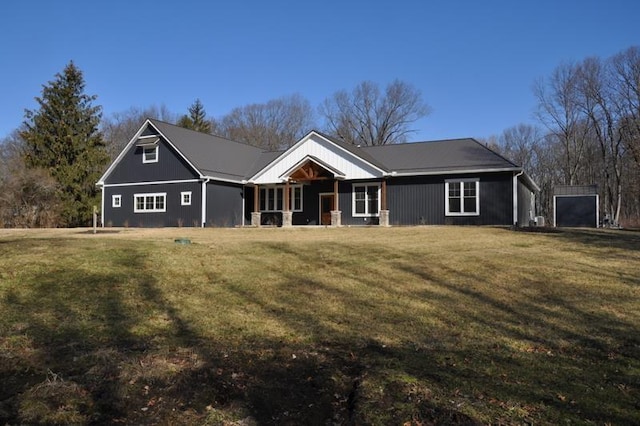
[{"left": 319, "top": 194, "right": 334, "bottom": 225}]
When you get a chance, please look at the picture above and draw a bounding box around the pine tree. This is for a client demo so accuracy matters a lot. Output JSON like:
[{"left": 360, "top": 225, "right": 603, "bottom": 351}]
[
  {"left": 21, "top": 61, "right": 108, "bottom": 227},
  {"left": 177, "top": 99, "right": 212, "bottom": 133}
]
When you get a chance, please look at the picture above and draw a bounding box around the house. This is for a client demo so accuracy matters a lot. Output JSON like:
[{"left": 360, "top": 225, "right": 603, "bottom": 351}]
[{"left": 97, "top": 119, "right": 539, "bottom": 228}]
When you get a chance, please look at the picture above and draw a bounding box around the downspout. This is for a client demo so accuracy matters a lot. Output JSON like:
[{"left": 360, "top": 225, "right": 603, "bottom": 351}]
[
  {"left": 513, "top": 170, "right": 524, "bottom": 227},
  {"left": 201, "top": 178, "right": 210, "bottom": 228}
]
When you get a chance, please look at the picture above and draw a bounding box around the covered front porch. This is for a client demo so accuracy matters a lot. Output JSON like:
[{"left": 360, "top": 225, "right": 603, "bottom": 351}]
[{"left": 248, "top": 157, "right": 389, "bottom": 227}]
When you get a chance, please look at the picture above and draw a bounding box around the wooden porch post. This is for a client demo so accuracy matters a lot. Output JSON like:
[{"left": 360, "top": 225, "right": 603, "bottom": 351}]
[
  {"left": 334, "top": 179, "right": 339, "bottom": 211},
  {"left": 251, "top": 184, "right": 261, "bottom": 227},
  {"left": 381, "top": 179, "right": 387, "bottom": 210}
]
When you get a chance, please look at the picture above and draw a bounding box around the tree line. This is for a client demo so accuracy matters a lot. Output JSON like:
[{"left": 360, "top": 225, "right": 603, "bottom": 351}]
[{"left": 1, "top": 45, "right": 639, "bottom": 227}]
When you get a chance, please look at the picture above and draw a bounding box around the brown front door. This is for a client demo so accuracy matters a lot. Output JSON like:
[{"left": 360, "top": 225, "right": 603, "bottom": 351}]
[{"left": 320, "top": 194, "right": 334, "bottom": 225}]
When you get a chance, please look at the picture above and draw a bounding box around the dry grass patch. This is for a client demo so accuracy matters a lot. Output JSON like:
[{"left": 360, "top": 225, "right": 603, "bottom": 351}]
[{"left": 0, "top": 226, "right": 639, "bottom": 424}]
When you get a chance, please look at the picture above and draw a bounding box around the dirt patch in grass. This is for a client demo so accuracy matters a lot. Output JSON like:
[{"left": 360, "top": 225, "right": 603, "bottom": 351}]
[{"left": 1, "top": 226, "right": 639, "bottom": 424}]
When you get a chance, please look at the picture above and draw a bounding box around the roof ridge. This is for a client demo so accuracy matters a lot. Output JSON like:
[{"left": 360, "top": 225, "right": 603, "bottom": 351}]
[{"left": 147, "top": 118, "right": 264, "bottom": 151}]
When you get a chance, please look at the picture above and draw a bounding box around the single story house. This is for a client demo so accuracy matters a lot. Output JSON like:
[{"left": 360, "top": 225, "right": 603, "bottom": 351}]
[{"left": 97, "top": 119, "right": 539, "bottom": 228}]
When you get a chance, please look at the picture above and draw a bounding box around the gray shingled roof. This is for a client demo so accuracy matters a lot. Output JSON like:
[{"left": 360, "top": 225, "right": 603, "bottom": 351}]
[
  {"left": 150, "top": 119, "right": 267, "bottom": 182},
  {"left": 361, "top": 138, "right": 520, "bottom": 174},
  {"left": 147, "top": 121, "right": 521, "bottom": 181}
]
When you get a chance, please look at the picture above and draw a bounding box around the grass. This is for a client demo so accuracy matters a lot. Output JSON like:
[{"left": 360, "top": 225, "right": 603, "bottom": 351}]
[{"left": 0, "top": 226, "right": 639, "bottom": 425}]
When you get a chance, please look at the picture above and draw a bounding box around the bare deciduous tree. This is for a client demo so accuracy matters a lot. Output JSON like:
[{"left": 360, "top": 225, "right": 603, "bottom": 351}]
[
  {"left": 102, "top": 105, "right": 177, "bottom": 159},
  {"left": 534, "top": 63, "right": 592, "bottom": 185},
  {"left": 0, "top": 131, "right": 61, "bottom": 227},
  {"left": 319, "top": 80, "right": 431, "bottom": 146},
  {"left": 217, "top": 94, "right": 315, "bottom": 150}
]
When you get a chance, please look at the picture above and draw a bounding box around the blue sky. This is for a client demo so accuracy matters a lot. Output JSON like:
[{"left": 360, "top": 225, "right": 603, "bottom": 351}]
[{"left": 1, "top": 0, "right": 638, "bottom": 142}]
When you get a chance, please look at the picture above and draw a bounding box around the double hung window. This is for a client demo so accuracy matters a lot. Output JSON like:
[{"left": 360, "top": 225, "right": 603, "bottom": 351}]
[
  {"left": 445, "top": 179, "right": 479, "bottom": 216},
  {"left": 352, "top": 184, "right": 380, "bottom": 217}
]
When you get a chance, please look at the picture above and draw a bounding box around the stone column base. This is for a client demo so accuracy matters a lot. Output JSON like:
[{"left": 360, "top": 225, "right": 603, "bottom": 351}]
[
  {"left": 331, "top": 210, "right": 342, "bottom": 227},
  {"left": 379, "top": 210, "right": 390, "bottom": 227},
  {"left": 251, "top": 212, "right": 261, "bottom": 227},
  {"left": 282, "top": 211, "right": 293, "bottom": 227}
]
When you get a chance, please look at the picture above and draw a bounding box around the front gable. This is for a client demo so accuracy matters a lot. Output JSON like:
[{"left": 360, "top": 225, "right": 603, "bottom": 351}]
[
  {"left": 250, "top": 131, "right": 386, "bottom": 184},
  {"left": 98, "top": 120, "right": 202, "bottom": 185}
]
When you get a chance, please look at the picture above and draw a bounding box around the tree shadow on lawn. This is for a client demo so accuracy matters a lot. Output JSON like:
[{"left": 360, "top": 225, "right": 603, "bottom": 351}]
[
  {"left": 240, "top": 239, "right": 640, "bottom": 424},
  {"left": 2, "top": 235, "right": 639, "bottom": 425}
]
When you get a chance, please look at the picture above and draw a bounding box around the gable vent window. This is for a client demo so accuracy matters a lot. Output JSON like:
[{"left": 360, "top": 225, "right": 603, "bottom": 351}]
[{"left": 445, "top": 179, "right": 479, "bottom": 216}]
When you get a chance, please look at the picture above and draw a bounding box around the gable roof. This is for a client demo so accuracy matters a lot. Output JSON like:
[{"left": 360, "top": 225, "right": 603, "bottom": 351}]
[
  {"left": 99, "top": 120, "right": 534, "bottom": 189},
  {"left": 148, "top": 119, "right": 266, "bottom": 182},
  {"left": 361, "top": 138, "right": 520, "bottom": 175}
]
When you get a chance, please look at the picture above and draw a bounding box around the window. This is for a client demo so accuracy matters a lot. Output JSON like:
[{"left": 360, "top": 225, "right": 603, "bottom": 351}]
[
  {"left": 445, "top": 179, "right": 479, "bottom": 216},
  {"left": 143, "top": 146, "right": 158, "bottom": 163},
  {"left": 181, "top": 191, "right": 192, "bottom": 206},
  {"left": 259, "top": 185, "right": 303, "bottom": 212},
  {"left": 112, "top": 194, "right": 121, "bottom": 208},
  {"left": 134, "top": 193, "right": 166, "bottom": 213},
  {"left": 352, "top": 183, "right": 380, "bottom": 217}
]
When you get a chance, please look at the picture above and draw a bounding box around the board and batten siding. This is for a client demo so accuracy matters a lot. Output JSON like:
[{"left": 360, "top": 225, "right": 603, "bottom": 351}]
[
  {"left": 105, "top": 137, "right": 199, "bottom": 184},
  {"left": 252, "top": 134, "right": 383, "bottom": 184},
  {"left": 104, "top": 181, "right": 201, "bottom": 227},
  {"left": 205, "top": 182, "right": 245, "bottom": 227},
  {"left": 386, "top": 173, "right": 514, "bottom": 226},
  {"left": 517, "top": 178, "right": 535, "bottom": 226}
]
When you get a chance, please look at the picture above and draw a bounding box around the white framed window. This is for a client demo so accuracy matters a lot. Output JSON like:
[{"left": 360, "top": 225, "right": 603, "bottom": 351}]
[
  {"left": 112, "top": 194, "right": 121, "bottom": 208},
  {"left": 134, "top": 193, "right": 166, "bottom": 213},
  {"left": 259, "top": 185, "right": 303, "bottom": 212},
  {"left": 143, "top": 146, "right": 158, "bottom": 163},
  {"left": 445, "top": 179, "right": 479, "bottom": 216},
  {"left": 352, "top": 183, "right": 380, "bottom": 217},
  {"left": 181, "top": 191, "right": 192, "bottom": 206}
]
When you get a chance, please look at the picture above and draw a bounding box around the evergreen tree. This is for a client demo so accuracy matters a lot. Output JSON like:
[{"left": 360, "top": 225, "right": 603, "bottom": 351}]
[
  {"left": 177, "top": 99, "right": 212, "bottom": 133},
  {"left": 21, "top": 61, "right": 108, "bottom": 227}
]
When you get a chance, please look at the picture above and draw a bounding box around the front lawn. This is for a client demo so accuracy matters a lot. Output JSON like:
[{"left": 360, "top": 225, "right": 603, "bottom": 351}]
[{"left": 0, "top": 226, "right": 638, "bottom": 424}]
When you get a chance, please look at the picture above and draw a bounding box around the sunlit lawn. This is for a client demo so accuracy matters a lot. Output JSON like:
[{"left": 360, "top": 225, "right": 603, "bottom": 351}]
[{"left": 0, "top": 226, "right": 639, "bottom": 424}]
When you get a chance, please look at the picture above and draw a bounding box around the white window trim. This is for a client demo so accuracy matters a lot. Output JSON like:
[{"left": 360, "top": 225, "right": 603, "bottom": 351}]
[
  {"left": 134, "top": 192, "right": 166, "bottom": 213},
  {"left": 112, "top": 194, "right": 121, "bottom": 208},
  {"left": 181, "top": 191, "right": 192, "bottom": 206},
  {"left": 445, "top": 178, "right": 480, "bottom": 216},
  {"left": 143, "top": 146, "right": 159, "bottom": 164},
  {"left": 352, "top": 183, "right": 381, "bottom": 217},
  {"left": 260, "top": 185, "right": 303, "bottom": 212}
]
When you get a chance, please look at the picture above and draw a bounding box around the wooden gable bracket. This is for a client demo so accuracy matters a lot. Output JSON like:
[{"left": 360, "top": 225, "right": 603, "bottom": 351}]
[{"left": 282, "top": 156, "right": 345, "bottom": 183}]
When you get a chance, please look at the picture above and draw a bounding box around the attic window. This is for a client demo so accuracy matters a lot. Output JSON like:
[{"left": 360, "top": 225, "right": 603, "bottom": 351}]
[{"left": 142, "top": 146, "right": 158, "bottom": 163}]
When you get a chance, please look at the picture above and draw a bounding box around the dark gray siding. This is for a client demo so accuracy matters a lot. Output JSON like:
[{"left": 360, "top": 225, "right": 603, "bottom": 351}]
[
  {"left": 206, "top": 182, "right": 245, "bottom": 227},
  {"left": 517, "top": 178, "right": 534, "bottom": 226},
  {"left": 555, "top": 196, "right": 597, "bottom": 227},
  {"left": 104, "top": 181, "right": 201, "bottom": 227},
  {"left": 105, "top": 137, "right": 199, "bottom": 184},
  {"left": 386, "top": 173, "right": 513, "bottom": 226}
]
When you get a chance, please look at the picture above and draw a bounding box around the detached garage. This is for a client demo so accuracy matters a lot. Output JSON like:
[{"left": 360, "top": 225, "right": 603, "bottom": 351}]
[{"left": 553, "top": 185, "right": 599, "bottom": 228}]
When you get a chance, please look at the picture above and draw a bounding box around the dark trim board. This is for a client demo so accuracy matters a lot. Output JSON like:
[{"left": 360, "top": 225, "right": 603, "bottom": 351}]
[{"left": 97, "top": 119, "right": 539, "bottom": 228}]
